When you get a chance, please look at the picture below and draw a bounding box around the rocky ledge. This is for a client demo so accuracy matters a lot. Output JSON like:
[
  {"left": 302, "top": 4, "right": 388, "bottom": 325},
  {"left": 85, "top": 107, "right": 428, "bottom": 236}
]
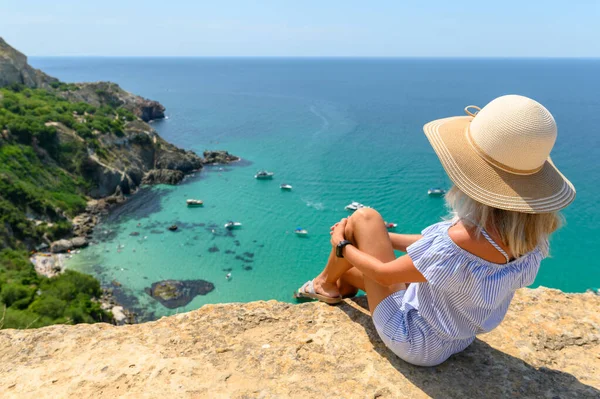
[
  {"left": 203, "top": 150, "right": 241, "bottom": 164},
  {"left": 0, "top": 287, "right": 598, "bottom": 398}
]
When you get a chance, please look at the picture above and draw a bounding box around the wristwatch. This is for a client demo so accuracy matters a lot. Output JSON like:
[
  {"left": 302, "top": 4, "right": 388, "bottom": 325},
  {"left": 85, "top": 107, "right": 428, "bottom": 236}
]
[{"left": 336, "top": 240, "right": 353, "bottom": 258}]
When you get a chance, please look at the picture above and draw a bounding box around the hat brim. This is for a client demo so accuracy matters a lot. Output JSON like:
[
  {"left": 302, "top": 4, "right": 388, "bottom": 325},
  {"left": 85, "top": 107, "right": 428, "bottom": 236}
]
[{"left": 423, "top": 116, "right": 575, "bottom": 213}]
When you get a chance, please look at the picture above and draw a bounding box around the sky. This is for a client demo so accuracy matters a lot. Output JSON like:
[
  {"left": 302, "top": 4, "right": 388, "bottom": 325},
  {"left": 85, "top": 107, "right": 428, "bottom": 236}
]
[{"left": 2, "top": 0, "right": 599, "bottom": 57}]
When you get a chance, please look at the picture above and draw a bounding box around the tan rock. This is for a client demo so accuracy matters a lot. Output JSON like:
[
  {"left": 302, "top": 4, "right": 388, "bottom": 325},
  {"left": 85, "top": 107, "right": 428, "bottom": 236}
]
[{"left": 0, "top": 287, "right": 598, "bottom": 398}]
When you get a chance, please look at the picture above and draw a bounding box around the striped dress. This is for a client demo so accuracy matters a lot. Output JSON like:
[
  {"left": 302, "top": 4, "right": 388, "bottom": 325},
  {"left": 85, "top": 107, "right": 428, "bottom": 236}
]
[{"left": 372, "top": 220, "right": 544, "bottom": 366}]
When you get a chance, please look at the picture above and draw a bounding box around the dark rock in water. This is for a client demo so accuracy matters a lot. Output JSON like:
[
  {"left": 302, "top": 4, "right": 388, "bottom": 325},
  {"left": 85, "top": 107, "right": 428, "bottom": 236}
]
[
  {"left": 243, "top": 266, "right": 253, "bottom": 271},
  {"left": 202, "top": 150, "right": 240, "bottom": 164},
  {"left": 243, "top": 259, "right": 253, "bottom": 263},
  {"left": 253, "top": 240, "right": 257, "bottom": 243},
  {"left": 258, "top": 244, "right": 265, "bottom": 248},
  {"left": 150, "top": 230, "right": 164, "bottom": 234},
  {"left": 168, "top": 225, "right": 178, "bottom": 231},
  {"left": 208, "top": 245, "right": 219, "bottom": 253},
  {"left": 243, "top": 252, "right": 254, "bottom": 258},
  {"left": 143, "top": 276, "right": 148, "bottom": 279},
  {"left": 130, "top": 232, "right": 141, "bottom": 236},
  {"left": 144, "top": 279, "right": 215, "bottom": 309},
  {"left": 142, "top": 169, "right": 185, "bottom": 185},
  {"left": 233, "top": 240, "right": 240, "bottom": 247},
  {"left": 235, "top": 255, "right": 244, "bottom": 261},
  {"left": 111, "top": 280, "right": 122, "bottom": 287},
  {"left": 222, "top": 268, "right": 233, "bottom": 272},
  {"left": 224, "top": 250, "right": 235, "bottom": 254}
]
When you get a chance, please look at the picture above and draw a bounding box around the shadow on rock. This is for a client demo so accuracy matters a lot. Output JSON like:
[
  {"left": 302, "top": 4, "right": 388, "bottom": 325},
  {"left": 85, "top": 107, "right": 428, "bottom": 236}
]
[{"left": 338, "top": 297, "right": 600, "bottom": 399}]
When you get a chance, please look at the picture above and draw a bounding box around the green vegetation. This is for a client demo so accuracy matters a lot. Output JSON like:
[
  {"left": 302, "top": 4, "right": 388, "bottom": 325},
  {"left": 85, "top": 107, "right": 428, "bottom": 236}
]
[
  {"left": 0, "top": 83, "right": 141, "bottom": 328},
  {"left": 0, "top": 249, "right": 110, "bottom": 329}
]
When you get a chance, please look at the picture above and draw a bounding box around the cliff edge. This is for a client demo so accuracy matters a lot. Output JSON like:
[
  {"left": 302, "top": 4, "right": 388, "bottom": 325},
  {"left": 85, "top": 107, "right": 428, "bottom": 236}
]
[{"left": 0, "top": 287, "right": 598, "bottom": 398}]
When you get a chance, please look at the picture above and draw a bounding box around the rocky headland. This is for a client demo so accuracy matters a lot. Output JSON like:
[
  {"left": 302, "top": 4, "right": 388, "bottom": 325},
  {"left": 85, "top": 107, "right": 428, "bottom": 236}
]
[
  {"left": 0, "top": 287, "right": 598, "bottom": 398},
  {"left": 0, "top": 38, "right": 239, "bottom": 328}
]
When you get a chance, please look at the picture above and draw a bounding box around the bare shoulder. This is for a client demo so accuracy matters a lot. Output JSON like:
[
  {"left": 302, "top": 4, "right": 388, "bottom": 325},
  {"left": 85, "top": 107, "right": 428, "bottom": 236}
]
[
  {"left": 448, "top": 222, "right": 507, "bottom": 264},
  {"left": 447, "top": 223, "right": 472, "bottom": 243}
]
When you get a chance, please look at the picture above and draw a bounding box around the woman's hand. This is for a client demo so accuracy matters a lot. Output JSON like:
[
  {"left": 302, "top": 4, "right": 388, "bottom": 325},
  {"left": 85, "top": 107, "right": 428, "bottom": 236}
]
[{"left": 330, "top": 218, "right": 348, "bottom": 246}]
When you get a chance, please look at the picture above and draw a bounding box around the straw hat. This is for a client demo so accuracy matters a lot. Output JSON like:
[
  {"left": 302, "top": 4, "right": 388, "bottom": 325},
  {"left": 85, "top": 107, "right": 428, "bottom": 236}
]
[{"left": 423, "top": 95, "right": 575, "bottom": 213}]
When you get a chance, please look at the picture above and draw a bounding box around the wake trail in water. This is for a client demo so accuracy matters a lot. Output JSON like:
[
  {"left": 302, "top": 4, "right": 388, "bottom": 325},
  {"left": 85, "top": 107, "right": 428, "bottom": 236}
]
[{"left": 309, "top": 105, "right": 330, "bottom": 137}]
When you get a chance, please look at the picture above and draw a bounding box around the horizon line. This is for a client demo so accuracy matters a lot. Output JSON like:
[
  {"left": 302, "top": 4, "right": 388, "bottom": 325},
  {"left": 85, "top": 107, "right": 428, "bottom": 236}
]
[{"left": 28, "top": 55, "right": 600, "bottom": 60}]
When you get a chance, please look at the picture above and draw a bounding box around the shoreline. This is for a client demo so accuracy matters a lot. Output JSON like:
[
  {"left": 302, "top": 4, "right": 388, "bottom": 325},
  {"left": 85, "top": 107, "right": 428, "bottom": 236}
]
[{"left": 30, "top": 154, "right": 244, "bottom": 325}]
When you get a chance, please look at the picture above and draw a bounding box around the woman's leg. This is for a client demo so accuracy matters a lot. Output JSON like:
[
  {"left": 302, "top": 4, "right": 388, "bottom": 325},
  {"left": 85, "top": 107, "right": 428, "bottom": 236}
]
[{"left": 312, "top": 208, "right": 407, "bottom": 314}]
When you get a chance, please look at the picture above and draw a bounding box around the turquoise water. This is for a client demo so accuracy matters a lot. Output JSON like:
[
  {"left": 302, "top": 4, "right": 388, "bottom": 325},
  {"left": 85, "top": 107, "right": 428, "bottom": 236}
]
[{"left": 30, "top": 57, "right": 600, "bottom": 319}]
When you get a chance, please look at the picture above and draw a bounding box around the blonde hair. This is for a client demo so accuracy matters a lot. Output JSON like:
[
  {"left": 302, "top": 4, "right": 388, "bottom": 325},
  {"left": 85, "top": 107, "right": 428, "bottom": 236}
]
[{"left": 445, "top": 186, "right": 563, "bottom": 257}]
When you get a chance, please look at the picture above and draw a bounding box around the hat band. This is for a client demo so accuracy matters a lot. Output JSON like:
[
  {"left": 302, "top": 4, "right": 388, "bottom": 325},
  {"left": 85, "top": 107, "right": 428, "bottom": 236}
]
[{"left": 465, "top": 124, "right": 544, "bottom": 176}]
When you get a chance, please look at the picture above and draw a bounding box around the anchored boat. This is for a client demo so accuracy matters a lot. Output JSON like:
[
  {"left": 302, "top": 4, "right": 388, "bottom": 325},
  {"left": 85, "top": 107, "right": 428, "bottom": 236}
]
[
  {"left": 294, "top": 227, "right": 308, "bottom": 236},
  {"left": 345, "top": 201, "right": 368, "bottom": 211},
  {"left": 186, "top": 199, "right": 204, "bottom": 207},
  {"left": 224, "top": 221, "right": 242, "bottom": 230},
  {"left": 255, "top": 170, "right": 274, "bottom": 179},
  {"left": 428, "top": 188, "right": 446, "bottom": 196}
]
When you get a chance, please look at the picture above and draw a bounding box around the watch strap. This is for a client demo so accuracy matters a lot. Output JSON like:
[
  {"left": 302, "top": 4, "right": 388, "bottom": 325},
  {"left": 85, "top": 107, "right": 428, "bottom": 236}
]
[{"left": 336, "top": 240, "right": 353, "bottom": 258}]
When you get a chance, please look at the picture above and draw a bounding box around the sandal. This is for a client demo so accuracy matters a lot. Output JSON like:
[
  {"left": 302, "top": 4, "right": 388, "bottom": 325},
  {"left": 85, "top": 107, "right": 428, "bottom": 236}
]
[{"left": 294, "top": 280, "right": 343, "bottom": 304}]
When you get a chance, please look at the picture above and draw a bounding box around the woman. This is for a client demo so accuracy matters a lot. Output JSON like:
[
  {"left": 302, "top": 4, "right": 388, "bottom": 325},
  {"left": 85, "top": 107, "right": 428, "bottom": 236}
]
[{"left": 295, "top": 95, "right": 575, "bottom": 367}]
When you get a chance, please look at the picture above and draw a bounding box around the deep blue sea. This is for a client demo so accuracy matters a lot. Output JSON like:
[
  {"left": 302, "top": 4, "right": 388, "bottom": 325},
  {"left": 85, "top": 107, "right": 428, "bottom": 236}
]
[{"left": 30, "top": 57, "right": 600, "bottom": 320}]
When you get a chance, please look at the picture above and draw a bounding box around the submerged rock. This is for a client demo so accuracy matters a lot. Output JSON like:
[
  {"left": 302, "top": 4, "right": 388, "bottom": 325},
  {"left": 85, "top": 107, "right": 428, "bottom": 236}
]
[{"left": 144, "top": 279, "right": 215, "bottom": 309}]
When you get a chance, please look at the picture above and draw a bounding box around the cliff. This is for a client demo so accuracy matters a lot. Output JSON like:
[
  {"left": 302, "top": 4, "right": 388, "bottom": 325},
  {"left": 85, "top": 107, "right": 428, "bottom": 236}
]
[
  {"left": 0, "top": 37, "right": 205, "bottom": 254},
  {"left": 0, "top": 37, "right": 57, "bottom": 88},
  {"left": 0, "top": 287, "right": 598, "bottom": 398}
]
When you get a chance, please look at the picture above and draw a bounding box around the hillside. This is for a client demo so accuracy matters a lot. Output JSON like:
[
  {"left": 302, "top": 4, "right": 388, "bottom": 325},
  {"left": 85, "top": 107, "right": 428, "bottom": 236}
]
[
  {"left": 0, "top": 38, "right": 207, "bottom": 329},
  {"left": 0, "top": 287, "right": 598, "bottom": 398}
]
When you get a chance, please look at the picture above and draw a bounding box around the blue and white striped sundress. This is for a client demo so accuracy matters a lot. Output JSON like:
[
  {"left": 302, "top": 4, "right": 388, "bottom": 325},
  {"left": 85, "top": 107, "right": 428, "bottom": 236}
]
[{"left": 372, "top": 220, "right": 545, "bottom": 366}]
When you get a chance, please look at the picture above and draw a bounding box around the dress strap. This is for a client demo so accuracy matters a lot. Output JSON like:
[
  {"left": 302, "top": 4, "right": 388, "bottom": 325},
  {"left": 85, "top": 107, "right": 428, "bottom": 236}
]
[
  {"left": 461, "top": 217, "right": 510, "bottom": 263},
  {"left": 479, "top": 228, "right": 510, "bottom": 263}
]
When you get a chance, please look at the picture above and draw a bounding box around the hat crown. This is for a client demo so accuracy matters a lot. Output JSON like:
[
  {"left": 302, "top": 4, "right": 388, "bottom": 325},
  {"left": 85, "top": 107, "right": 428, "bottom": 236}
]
[{"left": 469, "top": 95, "right": 557, "bottom": 174}]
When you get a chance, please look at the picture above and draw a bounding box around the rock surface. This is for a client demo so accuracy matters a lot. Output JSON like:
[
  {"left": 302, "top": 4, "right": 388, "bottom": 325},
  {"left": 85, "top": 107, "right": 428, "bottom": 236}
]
[
  {"left": 203, "top": 150, "right": 241, "bottom": 164},
  {"left": 50, "top": 239, "right": 73, "bottom": 253},
  {"left": 58, "top": 81, "right": 165, "bottom": 122},
  {"left": 0, "top": 287, "right": 598, "bottom": 398},
  {"left": 0, "top": 37, "right": 57, "bottom": 88},
  {"left": 141, "top": 168, "right": 185, "bottom": 185}
]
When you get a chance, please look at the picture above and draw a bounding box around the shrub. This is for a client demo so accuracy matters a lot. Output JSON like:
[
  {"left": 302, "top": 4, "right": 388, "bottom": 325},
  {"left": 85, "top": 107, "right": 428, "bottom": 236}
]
[
  {"left": 0, "top": 283, "right": 34, "bottom": 307},
  {"left": 29, "top": 296, "right": 67, "bottom": 319}
]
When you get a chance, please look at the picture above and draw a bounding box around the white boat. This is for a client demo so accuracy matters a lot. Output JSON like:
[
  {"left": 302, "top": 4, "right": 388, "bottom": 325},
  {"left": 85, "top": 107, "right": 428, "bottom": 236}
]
[
  {"left": 428, "top": 188, "right": 446, "bottom": 196},
  {"left": 384, "top": 221, "right": 398, "bottom": 229},
  {"left": 255, "top": 170, "right": 274, "bottom": 179},
  {"left": 280, "top": 183, "right": 293, "bottom": 190},
  {"left": 294, "top": 227, "right": 308, "bottom": 236},
  {"left": 345, "top": 201, "right": 368, "bottom": 211},
  {"left": 224, "top": 221, "right": 242, "bottom": 229},
  {"left": 186, "top": 199, "right": 204, "bottom": 207}
]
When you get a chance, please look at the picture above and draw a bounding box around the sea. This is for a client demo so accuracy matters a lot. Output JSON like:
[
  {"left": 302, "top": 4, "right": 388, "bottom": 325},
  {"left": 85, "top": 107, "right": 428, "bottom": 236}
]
[{"left": 29, "top": 57, "right": 600, "bottom": 320}]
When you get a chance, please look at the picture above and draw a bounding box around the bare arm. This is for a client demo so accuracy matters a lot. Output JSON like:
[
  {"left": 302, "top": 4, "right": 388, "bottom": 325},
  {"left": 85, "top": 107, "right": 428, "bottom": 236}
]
[
  {"left": 342, "top": 245, "right": 427, "bottom": 286},
  {"left": 388, "top": 233, "right": 423, "bottom": 252}
]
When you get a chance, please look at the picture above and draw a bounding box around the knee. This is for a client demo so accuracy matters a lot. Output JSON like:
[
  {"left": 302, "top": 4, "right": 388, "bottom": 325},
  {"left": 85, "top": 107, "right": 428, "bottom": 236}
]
[
  {"left": 346, "top": 208, "right": 382, "bottom": 240},
  {"left": 351, "top": 207, "right": 382, "bottom": 223}
]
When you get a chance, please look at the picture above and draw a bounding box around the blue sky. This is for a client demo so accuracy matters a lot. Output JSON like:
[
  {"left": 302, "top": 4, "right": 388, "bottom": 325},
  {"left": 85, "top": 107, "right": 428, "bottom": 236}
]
[{"left": 2, "top": 0, "right": 599, "bottom": 57}]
